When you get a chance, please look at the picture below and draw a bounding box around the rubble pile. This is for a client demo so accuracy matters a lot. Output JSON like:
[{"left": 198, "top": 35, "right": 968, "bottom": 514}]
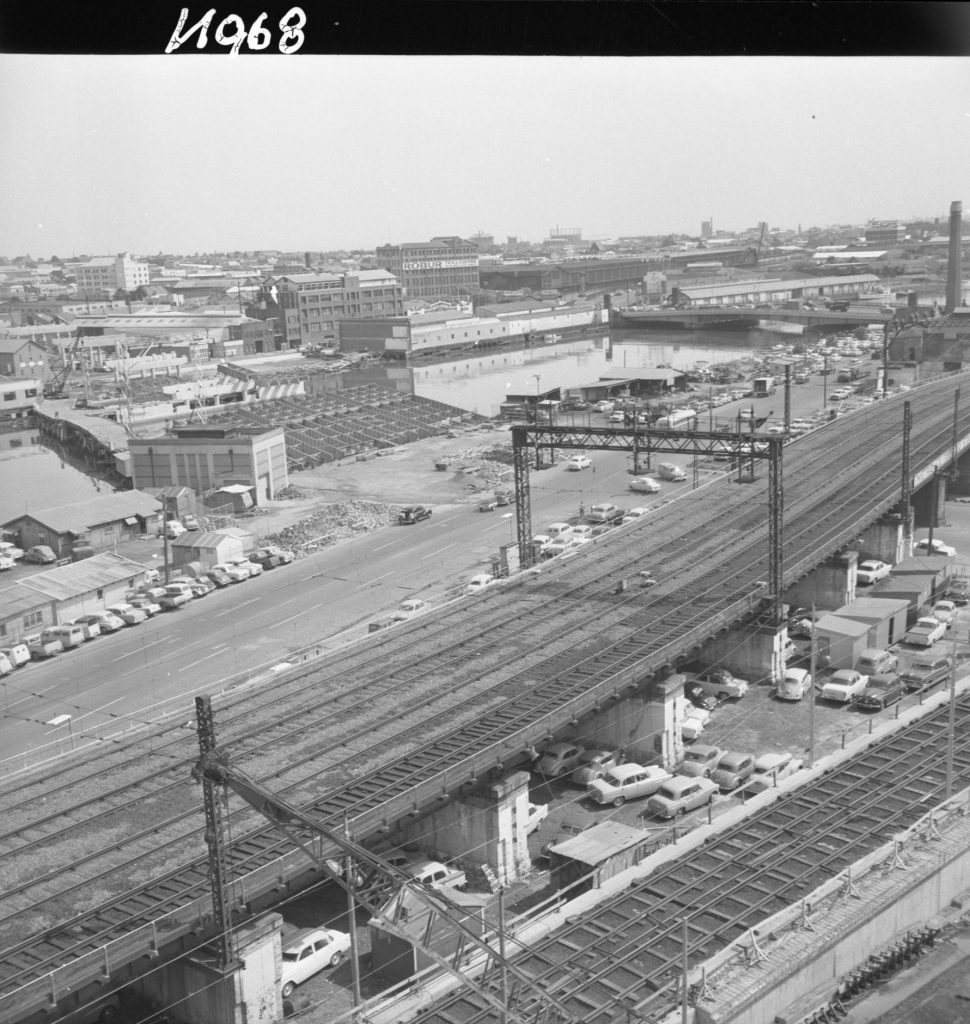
[
  {"left": 272, "top": 484, "right": 315, "bottom": 501},
  {"left": 263, "top": 500, "right": 398, "bottom": 553}
]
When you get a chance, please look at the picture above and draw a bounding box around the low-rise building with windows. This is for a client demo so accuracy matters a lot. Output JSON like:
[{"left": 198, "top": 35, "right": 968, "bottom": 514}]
[
  {"left": 376, "top": 237, "right": 479, "bottom": 301},
  {"left": 70, "top": 252, "right": 151, "bottom": 298},
  {"left": 0, "top": 375, "right": 40, "bottom": 432}
]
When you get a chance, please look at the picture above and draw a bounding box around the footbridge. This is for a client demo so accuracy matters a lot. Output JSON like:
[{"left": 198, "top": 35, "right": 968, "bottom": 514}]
[{"left": 2, "top": 373, "right": 970, "bottom": 1024}]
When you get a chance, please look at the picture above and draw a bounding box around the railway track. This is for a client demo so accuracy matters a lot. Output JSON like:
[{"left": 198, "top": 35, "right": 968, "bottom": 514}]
[
  {"left": 0, "top": 375, "right": 967, "bottom": 1019},
  {"left": 415, "top": 693, "right": 970, "bottom": 1024}
]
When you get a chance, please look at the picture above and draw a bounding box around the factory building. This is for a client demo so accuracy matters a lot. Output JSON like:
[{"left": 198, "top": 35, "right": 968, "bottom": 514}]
[{"left": 375, "top": 237, "right": 480, "bottom": 301}]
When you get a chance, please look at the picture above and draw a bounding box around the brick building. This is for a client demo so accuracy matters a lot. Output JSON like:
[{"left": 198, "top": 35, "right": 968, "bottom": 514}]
[{"left": 375, "top": 237, "right": 480, "bottom": 301}]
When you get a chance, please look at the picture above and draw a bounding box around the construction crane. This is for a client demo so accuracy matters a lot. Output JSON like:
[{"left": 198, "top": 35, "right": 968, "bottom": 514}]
[
  {"left": 191, "top": 695, "right": 582, "bottom": 1024},
  {"left": 43, "top": 328, "right": 86, "bottom": 399}
]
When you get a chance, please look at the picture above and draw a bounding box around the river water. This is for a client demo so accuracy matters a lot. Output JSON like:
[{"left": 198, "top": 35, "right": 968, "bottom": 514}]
[
  {"left": 0, "top": 324, "right": 837, "bottom": 520},
  {"left": 410, "top": 327, "right": 814, "bottom": 416}
]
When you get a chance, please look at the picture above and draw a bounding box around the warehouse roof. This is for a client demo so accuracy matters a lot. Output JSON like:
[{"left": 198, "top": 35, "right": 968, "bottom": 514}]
[
  {"left": 17, "top": 552, "right": 149, "bottom": 602},
  {"left": 0, "top": 582, "right": 52, "bottom": 621},
  {"left": 2, "top": 491, "right": 161, "bottom": 536}
]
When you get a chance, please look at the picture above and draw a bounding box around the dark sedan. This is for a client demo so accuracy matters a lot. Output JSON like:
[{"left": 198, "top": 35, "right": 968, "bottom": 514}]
[
  {"left": 201, "top": 569, "right": 233, "bottom": 588},
  {"left": 684, "top": 682, "right": 718, "bottom": 711},
  {"left": 251, "top": 552, "right": 285, "bottom": 569},
  {"left": 856, "top": 673, "right": 906, "bottom": 711}
]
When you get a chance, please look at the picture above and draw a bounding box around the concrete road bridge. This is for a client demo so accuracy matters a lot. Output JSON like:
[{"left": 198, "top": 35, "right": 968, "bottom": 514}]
[
  {"left": 2, "top": 372, "right": 970, "bottom": 1024},
  {"left": 613, "top": 306, "right": 894, "bottom": 331}
]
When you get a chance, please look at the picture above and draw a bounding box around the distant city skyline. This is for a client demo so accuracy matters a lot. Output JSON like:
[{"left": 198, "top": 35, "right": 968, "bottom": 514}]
[{"left": 1, "top": 54, "right": 968, "bottom": 257}]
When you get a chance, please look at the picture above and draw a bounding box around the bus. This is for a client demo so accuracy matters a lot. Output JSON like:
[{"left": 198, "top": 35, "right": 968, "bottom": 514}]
[{"left": 654, "top": 408, "right": 698, "bottom": 431}]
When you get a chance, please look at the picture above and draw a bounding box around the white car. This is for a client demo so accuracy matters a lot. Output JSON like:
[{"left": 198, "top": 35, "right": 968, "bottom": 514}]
[
  {"left": 681, "top": 708, "right": 711, "bottom": 741},
  {"left": 820, "top": 669, "right": 869, "bottom": 703},
  {"left": 914, "top": 537, "right": 957, "bottom": 558},
  {"left": 280, "top": 927, "right": 351, "bottom": 998},
  {"left": 629, "top": 477, "right": 661, "bottom": 494},
  {"left": 105, "top": 603, "right": 148, "bottom": 626},
  {"left": 776, "top": 667, "right": 812, "bottom": 701},
  {"left": 212, "top": 562, "right": 249, "bottom": 583},
  {"left": 932, "top": 600, "right": 957, "bottom": 626},
  {"left": 621, "top": 507, "right": 650, "bottom": 523},
  {"left": 0, "top": 554, "right": 14, "bottom": 572},
  {"left": 128, "top": 595, "right": 162, "bottom": 617},
  {"left": 464, "top": 573, "right": 495, "bottom": 596},
  {"left": 393, "top": 598, "right": 429, "bottom": 621},
  {"left": 588, "top": 503, "right": 619, "bottom": 523},
  {"left": 746, "top": 751, "right": 804, "bottom": 794},
  {"left": 856, "top": 559, "right": 891, "bottom": 585},
  {"left": 525, "top": 801, "right": 549, "bottom": 834},
  {"left": 227, "top": 556, "right": 263, "bottom": 577},
  {"left": 904, "top": 616, "right": 947, "bottom": 646},
  {"left": 587, "top": 763, "right": 673, "bottom": 807},
  {"left": 566, "top": 455, "right": 591, "bottom": 471}
]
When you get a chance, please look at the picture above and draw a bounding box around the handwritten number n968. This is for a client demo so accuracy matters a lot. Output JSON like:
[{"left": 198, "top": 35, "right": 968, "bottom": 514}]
[{"left": 166, "top": 8, "right": 306, "bottom": 54}]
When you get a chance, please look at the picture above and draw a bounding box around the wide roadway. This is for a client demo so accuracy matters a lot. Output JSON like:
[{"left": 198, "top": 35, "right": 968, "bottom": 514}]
[{"left": 0, "top": 366, "right": 849, "bottom": 771}]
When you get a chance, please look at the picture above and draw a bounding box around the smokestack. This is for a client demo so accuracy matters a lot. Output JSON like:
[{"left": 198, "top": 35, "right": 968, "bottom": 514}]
[
  {"left": 945, "top": 200, "right": 962, "bottom": 313},
  {"left": 304, "top": 251, "right": 311, "bottom": 269}
]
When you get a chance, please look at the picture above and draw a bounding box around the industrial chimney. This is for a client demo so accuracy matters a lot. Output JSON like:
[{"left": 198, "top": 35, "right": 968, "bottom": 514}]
[{"left": 945, "top": 200, "right": 962, "bottom": 313}]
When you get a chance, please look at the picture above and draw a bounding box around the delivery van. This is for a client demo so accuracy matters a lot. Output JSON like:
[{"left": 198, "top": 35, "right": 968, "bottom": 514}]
[
  {"left": 857, "top": 648, "right": 899, "bottom": 676},
  {"left": 657, "top": 462, "right": 686, "bottom": 482}
]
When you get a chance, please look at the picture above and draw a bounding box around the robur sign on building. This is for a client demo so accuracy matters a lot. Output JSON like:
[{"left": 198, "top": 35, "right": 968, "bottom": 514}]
[{"left": 376, "top": 237, "right": 480, "bottom": 300}]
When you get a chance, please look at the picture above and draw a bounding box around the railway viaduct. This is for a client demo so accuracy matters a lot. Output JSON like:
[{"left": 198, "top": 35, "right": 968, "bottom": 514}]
[{"left": 4, "top": 372, "right": 970, "bottom": 1024}]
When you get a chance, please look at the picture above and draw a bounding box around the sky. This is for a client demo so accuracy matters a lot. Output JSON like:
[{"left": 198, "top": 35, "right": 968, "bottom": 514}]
[{"left": 1, "top": 54, "right": 969, "bottom": 258}]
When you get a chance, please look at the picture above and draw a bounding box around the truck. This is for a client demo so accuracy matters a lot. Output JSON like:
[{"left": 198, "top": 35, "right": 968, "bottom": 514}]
[
  {"left": 752, "top": 377, "right": 775, "bottom": 398},
  {"left": 656, "top": 462, "right": 686, "bottom": 482}
]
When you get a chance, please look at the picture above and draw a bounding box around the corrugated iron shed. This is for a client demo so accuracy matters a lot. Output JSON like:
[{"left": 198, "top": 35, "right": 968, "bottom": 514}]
[
  {"left": 550, "top": 820, "right": 646, "bottom": 866},
  {"left": 2, "top": 491, "right": 161, "bottom": 535},
  {"left": 17, "top": 552, "right": 148, "bottom": 602}
]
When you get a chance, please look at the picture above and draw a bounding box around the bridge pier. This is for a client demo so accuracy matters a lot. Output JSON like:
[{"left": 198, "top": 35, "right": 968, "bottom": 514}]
[
  {"left": 398, "top": 771, "right": 534, "bottom": 885},
  {"left": 694, "top": 624, "right": 786, "bottom": 687},
  {"left": 784, "top": 551, "right": 858, "bottom": 615},
  {"left": 132, "top": 913, "right": 283, "bottom": 1024},
  {"left": 857, "top": 517, "right": 908, "bottom": 567}
]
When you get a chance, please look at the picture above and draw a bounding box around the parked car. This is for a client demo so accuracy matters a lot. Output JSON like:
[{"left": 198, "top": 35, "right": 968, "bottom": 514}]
[
  {"left": 25, "top": 633, "right": 63, "bottom": 659},
  {"left": 182, "top": 514, "right": 201, "bottom": 531},
  {"left": 566, "top": 454, "right": 592, "bottom": 471},
  {"left": 629, "top": 476, "right": 661, "bottom": 494},
  {"left": 494, "top": 491, "right": 514, "bottom": 507},
  {"left": 621, "top": 507, "right": 650, "bottom": 523},
  {"left": 711, "top": 751, "right": 757, "bottom": 791},
  {"left": 0, "top": 652, "right": 13, "bottom": 676},
  {"left": 40, "top": 624, "right": 87, "bottom": 649},
  {"left": 945, "top": 578, "right": 970, "bottom": 605},
  {"left": 569, "top": 749, "right": 623, "bottom": 786},
  {"left": 164, "top": 520, "right": 186, "bottom": 540},
  {"left": 683, "top": 681, "right": 718, "bottom": 711},
  {"left": 403, "top": 859, "right": 466, "bottom": 888},
  {"left": 914, "top": 537, "right": 957, "bottom": 557},
  {"left": 464, "top": 573, "right": 495, "bottom": 596},
  {"left": 24, "top": 545, "right": 57, "bottom": 564},
  {"left": 393, "top": 598, "right": 429, "bottom": 621},
  {"left": 775, "top": 667, "right": 812, "bottom": 701},
  {"left": 181, "top": 577, "right": 216, "bottom": 598},
  {"left": 901, "top": 653, "right": 953, "bottom": 693},
  {"left": 478, "top": 497, "right": 498, "bottom": 512},
  {"left": 588, "top": 502, "right": 620, "bottom": 523},
  {"left": 280, "top": 927, "right": 351, "bottom": 998},
  {"left": 253, "top": 552, "right": 286, "bottom": 570},
  {"left": 201, "top": 569, "right": 233, "bottom": 589},
  {"left": 0, "top": 553, "right": 15, "bottom": 571},
  {"left": 525, "top": 802, "right": 549, "bottom": 834},
  {"left": 128, "top": 595, "right": 162, "bottom": 617},
  {"left": 587, "top": 763, "right": 673, "bottom": 807},
  {"left": 746, "top": 751, "right": 804, "bottom": 793},
  {"left": 156, "top": 588, "right": 190, "bottom": 610},
  {"left": 163, "top": 582, "right": 196, "bottom": 604},
  {"left": 688, "top": 669, "right": 749, "bottom": 700},
  {"left": 681, "top": 708, "right": 711, "bottom": 741},
  {"left": 0, "top": 540, "right": 24, "bottom": 561},
  {"left": 820, "top": 669, "right": 868, "bottom": 703},
  {"left": 105, "top": 603, "right": 148, "bottom": 626},
  {"left": 904, "top": 616, "right": 946, "bottom": 647},
  {"left": 0, "top": 643, "right": 32, "bottom": 668},
  {"left": 856, "top": 559, "right": 891, "bottom": 585},
  {"left": 857, "top": 673, "right": 906, "bottom": 711},
  {"left": 227, "top": 556, "right": 262, "bottom": 577},
  {"left": 535, "top": 741, "right": 586, "bottom": 778},
  {"left": 212, "top": 563, "right": 249, "bottom": 583},
  {"left": 75, "top": 611, "right": 126, "bottom": 633},
  {"left": 398, "top": 505, "right": 432, "bottom": 525},
  {"left": 539, "top": 808, "right": 595, "bottom": 857},
  {"left": 253, "top": 545, "right": 295, "bottom": 564},
  {"left": 932, "top": 600, "right": 957, "bottom": 626},
  {"left": 646, "top": 775, "right": 719, "bottom": 818},
  {"left": 857, "top": 648, "right": 899, "bottom": 676},
  {"left": 72, "top": 617, "right": 106, "bottom": 641},
  {"left": 677, "top": 743, "right": 723, "bottom": 778}
]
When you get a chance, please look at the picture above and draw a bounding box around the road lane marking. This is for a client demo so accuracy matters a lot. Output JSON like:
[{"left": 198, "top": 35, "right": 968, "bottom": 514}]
[
  {"left": 108, "top": 636, "right": 176, "bottom": 663},
  {"left": 423, "top": 543, "right": 455, "bottom": 559},
  {"left": 181, "top": 644, "right": 229, "bottom": 671},
  {"left": 214, "top": 598, "right": 260, "bottom": 617},
  {"left": 372, "top": 540, "right": 397, "bottom": 552},
  {"left": 355, "top": 571, "right": 393, "bottom": 589}
]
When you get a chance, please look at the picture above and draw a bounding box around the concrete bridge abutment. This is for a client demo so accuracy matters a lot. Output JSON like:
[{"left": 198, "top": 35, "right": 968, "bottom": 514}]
[
  {"left": 857, "top": 517, "right": 907, "bottom": 567},
  {"left": 131, "top": 913, "right": 283, "bottom": 1024},
  {"left": 694, "top": 624, "right": 785, "bottom": 686},
  {"left": 784, "top": 551, "right": 858, "bottom": 614}
]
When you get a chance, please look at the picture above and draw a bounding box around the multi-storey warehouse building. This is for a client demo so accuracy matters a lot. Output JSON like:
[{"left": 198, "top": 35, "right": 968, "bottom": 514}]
[
  {"left": 375, "top": 237, "right": 480, "bottom": 300},
  {"left": 251, "top": 269, "right": 403, "bottom": 350},
  {"left": 69, "top": 253, "right": 151, "bottom": 298}
]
